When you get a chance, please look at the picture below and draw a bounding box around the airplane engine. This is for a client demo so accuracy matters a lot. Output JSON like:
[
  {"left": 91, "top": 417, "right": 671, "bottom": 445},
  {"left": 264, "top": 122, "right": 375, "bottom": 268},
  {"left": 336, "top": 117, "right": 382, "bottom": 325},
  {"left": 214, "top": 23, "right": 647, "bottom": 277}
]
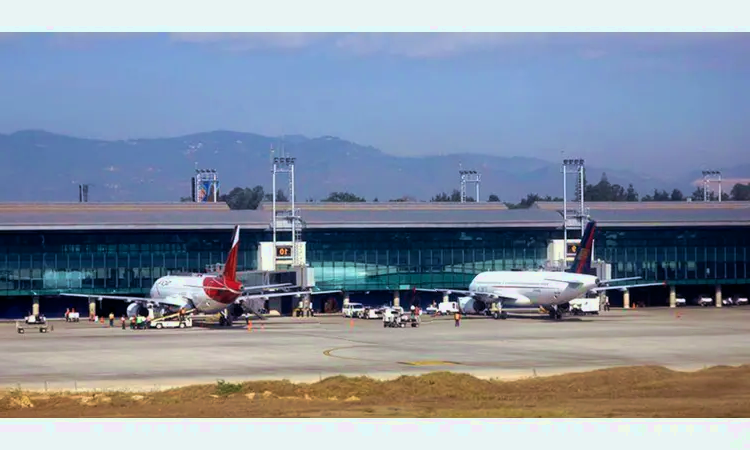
[
  {"left": 458, "top": 296, "right": 487, "bottom": 314},
  {"left": 126, "top": 303, "right": 149, "bottom": 318}
]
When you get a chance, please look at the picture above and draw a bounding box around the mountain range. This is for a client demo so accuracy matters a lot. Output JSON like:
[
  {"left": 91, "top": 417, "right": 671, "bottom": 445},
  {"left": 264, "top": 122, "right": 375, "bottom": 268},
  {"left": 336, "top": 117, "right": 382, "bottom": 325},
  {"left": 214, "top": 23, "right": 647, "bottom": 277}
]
[{"left": 1, "top": 129, "right": 748, "bottom": 203}]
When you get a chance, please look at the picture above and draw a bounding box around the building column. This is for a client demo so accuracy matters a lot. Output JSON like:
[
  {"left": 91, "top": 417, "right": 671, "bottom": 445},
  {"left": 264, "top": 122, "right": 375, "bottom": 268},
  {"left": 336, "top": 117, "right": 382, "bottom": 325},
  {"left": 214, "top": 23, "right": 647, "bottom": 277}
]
[
  {"left": 623, "top": 289, "right": 630, "bottom": 309},
  {"left": 442, "top": 292, "right": 450, "bottom": 304},
  {"left": 669, "top": 285, "right": 677, "bottom": 308},
  {"left": 343, "top": 292, "right": 350, "bottom": 306},
  {"left": 715, "top": 285, "right": 722, "bottom": 308},
  {"left": 32, "top": 296, "right": 40, "bottom": 316},
  {"left": 393, "top": 290, "right": 400, "bottom": 308},
  {"left": 89, "top": 298, "right": 97, "bottom": 320},
  {"left": 268, "top": 298, "right": 282, "bottom": 315}
]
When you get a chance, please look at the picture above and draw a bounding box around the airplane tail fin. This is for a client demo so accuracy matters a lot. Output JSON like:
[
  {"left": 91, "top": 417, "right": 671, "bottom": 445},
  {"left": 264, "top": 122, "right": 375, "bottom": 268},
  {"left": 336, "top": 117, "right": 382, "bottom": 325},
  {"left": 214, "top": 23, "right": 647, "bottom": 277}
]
[
  {"left": 567, "top": 220, "right": 596, "bottom": 274},
  {"left": 222, "top": 225, "right": 240, "bottom": 282}
]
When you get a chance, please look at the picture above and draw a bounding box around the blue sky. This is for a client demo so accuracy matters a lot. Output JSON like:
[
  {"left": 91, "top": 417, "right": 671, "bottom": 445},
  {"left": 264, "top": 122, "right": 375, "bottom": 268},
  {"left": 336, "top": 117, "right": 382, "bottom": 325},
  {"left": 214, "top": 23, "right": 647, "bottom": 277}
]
[{"left": 0, "top": 32, "right": 749, "bottom": 175}]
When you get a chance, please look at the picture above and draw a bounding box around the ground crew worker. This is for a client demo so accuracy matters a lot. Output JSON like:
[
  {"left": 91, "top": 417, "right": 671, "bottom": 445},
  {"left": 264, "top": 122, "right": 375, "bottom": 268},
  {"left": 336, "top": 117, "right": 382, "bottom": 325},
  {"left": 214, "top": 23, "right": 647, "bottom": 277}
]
[
  {"left": 454, "top": 311, "right": 461, "bottom": 327},
  {"left": 604, "top": 298, "right": 610, "bottom": 311},
  {"left": 109, "top": 312, "right": 115, "bottom": 327},
  {"left": 121, "top": 315, "right": 126, "bottom": 330}
]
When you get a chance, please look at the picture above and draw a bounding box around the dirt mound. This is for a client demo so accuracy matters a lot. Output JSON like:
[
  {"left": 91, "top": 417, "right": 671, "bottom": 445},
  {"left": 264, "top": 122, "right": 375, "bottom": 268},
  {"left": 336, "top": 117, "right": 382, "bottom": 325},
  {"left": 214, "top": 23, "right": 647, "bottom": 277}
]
[{"left": 3, "top": 365, "right": 750, "bottom": 418}]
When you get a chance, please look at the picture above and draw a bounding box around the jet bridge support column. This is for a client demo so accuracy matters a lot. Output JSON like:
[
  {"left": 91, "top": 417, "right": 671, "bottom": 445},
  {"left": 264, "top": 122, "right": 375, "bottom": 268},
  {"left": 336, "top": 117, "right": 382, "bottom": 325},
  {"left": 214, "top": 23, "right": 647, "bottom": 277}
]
[
  {"left": 715, "top": 285, "right": 723, "bottom": 308},
  {"left": 622, "top": 289, "right": 630, "bottom": 309},
  {"left": 442, "top": 292, "right": 449, "bottom": 304},
  {"left": 32, "top": 296, "right": 40, "bottom": 316},
  {"left": 343, "top": 292, "right": 350, "bottom": 306},
  {"left": 669, "top": 285, "right": 677, "bottom": 308},
  {"left": 393, "top": 291, "right": 400, "bottom": 308}
]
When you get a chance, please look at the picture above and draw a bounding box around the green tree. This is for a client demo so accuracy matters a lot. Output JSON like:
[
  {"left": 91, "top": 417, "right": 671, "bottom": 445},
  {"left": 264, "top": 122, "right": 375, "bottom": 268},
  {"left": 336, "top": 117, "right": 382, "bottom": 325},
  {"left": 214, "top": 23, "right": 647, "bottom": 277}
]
[
  {"left": 263, "top": 189, "right": 289, "bottom": 202},
  {"left": 670, "top": 189, "right": 684, "bottom": 201},
  {"left": 505, "top": 193, "right": 563, "bottom": 209},
  {"left": 219, "top": 186, "right": 266, "bottom": 210},
  {"left": 389, "top": 195, "right": 418, "bottom": 202},
  {"left": 322, "top": 192, "right": 366, "bottom": 202},
  {"left": 431, "top": 189, "right": 473, "bottom": 202},
  {"left": 584, "top": 173, "right": 628, "bottom": 201},
  {"left": 642, "top": 189, "right": 671, "bottom": 201},
  {"left": 488, "top": 194, "right": 500, "bottom": 202},
  {"left": 730, "top": 183, "right": 750, "bottom": 201},
  {"left": 690, "top": 187, "right": 717, "bottom": 201},
  {"left": 625, "top": 184, "right": 639, "bottom": 202}
]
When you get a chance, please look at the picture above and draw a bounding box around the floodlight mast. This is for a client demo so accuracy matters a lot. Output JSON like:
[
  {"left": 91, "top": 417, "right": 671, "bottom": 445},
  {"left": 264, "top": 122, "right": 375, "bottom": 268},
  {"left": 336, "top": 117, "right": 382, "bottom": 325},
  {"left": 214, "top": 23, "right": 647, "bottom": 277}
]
[
  {"left": 458, "top": 167, "right": 482, "bottom": 203},
  {"left": 701, "top": 170, "right": 722, "bottom": 202},
  {"left": 271, "top": 148, "right": 302, "bottom": 267},
  {"left": 561, "top": 158, "right": 586, "bottom": 270}
]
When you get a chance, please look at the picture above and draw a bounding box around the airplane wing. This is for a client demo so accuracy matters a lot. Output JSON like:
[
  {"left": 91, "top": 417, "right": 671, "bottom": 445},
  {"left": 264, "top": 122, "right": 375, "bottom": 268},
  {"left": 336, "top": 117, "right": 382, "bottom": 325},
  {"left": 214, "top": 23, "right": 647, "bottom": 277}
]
[
  {"left": 57, "top": 292, "right": 188, "bottom": 309},
  {"left": 479, "top": 288, "right": 532, "bottom": 304},
  {"left": 309, "top": 290, "right": 343, "bottom": 295},
  {"left": 237, "top": 290, "right": 313, "bottom": 301},
  {"left": 591, "top": 281, "right": 667, "bottom": 293},
  {"left": 598, "top": 277, "right": 642, "bottom": 284},
  {"left": 242, "top": 283, "right": 293, "bottom": 293},
  {"left": 415, "top": 288, "right": 473, "bottom": 295},
  {"left": 180, "top": 283, "right": 293, "bottom": 293}
]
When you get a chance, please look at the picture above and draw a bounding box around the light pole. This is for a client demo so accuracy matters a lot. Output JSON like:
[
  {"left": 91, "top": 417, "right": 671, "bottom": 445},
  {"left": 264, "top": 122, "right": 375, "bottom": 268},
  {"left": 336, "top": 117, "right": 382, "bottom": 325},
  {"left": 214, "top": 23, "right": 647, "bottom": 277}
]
[
  {"left": 562, "top": 158, "right": 585, "bottom": 270},
  {"left": 702, "top": 170, "right": 722, "bottom": 202}
]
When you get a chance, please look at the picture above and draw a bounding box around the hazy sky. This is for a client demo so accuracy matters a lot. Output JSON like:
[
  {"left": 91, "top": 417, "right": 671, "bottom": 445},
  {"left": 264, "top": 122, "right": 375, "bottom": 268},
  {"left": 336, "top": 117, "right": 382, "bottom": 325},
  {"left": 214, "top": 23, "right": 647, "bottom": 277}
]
[{"left": 1, "top": 32, "right": 749, "bottom": 175}]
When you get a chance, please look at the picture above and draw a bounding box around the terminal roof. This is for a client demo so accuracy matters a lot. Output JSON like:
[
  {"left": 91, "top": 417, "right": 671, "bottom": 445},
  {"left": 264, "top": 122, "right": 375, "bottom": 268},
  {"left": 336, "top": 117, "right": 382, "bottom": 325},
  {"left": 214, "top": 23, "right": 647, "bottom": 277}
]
[{"left": 0, "top": 201, "right": 747, "bottom": 231}]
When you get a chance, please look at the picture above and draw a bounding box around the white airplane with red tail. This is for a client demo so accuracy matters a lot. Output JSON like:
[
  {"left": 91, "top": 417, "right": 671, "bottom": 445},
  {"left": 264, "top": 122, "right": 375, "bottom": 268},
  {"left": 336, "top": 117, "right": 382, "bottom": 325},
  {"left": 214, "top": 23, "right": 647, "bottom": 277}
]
[{"left": 60, "top": 225, "right": 312, "bottom": 325}]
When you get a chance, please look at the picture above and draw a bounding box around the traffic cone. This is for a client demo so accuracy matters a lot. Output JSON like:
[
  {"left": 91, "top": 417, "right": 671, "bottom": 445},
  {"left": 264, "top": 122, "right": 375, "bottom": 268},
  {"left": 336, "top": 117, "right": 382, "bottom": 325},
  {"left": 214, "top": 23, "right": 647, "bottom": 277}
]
[
  {"left": 247, "top": 321, "right": 253, "bottom": 332},
  {"left": 261, "top": 323, "right": 265, "bottom": 331},
  {"left": 349, "top": 318, "right": 354, "bottom": 329}
]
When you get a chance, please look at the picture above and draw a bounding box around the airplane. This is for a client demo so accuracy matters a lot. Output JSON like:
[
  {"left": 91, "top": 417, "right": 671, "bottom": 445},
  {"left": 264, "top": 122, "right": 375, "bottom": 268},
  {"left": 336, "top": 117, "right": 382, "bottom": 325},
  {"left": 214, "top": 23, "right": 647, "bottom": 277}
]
[
  {"left": 58, "top": 225, "right": 320, "bottom": 326},
  {"left": 417, "top": 220, "right": 667, "bottom": 321}
]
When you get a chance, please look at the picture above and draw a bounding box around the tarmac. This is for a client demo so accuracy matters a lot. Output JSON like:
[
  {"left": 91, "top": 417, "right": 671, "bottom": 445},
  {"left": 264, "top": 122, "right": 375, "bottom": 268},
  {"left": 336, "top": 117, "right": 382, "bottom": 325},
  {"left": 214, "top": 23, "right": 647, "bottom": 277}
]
[{"left": 2, "top": 307, "right": 750, "bottom": 392}]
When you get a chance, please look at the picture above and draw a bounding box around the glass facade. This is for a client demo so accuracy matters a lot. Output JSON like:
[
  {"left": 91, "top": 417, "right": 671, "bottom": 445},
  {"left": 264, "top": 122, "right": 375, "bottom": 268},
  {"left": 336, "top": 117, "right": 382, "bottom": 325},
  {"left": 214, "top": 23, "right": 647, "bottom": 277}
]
[
  {"left": 0, "top": 226, "right": 748, "bottom": 296},
  {"left": 597, "top": 227, "right": 749, "bottom": 286}
]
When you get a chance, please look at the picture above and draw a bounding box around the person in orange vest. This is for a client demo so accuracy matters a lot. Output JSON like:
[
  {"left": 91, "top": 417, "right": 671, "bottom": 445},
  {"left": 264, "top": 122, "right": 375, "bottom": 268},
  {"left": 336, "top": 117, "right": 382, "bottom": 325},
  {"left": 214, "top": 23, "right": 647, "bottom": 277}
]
[{"left": 454, "top": 311, "right": 461, "bottom": 327}]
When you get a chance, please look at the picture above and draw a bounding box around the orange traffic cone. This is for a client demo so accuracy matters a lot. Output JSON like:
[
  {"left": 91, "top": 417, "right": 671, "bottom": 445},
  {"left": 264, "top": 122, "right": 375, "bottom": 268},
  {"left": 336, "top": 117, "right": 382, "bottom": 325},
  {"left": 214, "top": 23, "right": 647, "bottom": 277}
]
[{"left": 247, "top": 321, "right": 253, "bottom": 332}]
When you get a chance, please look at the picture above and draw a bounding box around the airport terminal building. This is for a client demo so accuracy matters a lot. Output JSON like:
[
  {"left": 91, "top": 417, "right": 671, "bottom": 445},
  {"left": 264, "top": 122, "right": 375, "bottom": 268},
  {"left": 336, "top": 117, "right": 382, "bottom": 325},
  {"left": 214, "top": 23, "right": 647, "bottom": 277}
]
[{"left": 0, "top": 200, "right": 748, "bottom": 317}]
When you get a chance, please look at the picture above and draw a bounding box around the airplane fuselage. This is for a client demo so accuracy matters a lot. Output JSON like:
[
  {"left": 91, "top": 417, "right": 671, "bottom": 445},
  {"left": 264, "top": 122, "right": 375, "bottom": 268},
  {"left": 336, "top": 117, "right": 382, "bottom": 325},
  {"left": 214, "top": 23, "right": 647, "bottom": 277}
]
[
  {"left": 465, "top": 270, "right": 599, "bottom": 310},
  {"left": 146, "top": 274, "right": 242, "bottom": 315}
]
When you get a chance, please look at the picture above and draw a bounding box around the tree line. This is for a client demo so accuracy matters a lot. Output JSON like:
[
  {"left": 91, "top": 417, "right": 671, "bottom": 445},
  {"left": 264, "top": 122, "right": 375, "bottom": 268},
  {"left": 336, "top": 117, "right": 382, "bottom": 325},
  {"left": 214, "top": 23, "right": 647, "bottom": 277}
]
[{"left": 181, "top": 174, "right": 750, "bottom": 210}]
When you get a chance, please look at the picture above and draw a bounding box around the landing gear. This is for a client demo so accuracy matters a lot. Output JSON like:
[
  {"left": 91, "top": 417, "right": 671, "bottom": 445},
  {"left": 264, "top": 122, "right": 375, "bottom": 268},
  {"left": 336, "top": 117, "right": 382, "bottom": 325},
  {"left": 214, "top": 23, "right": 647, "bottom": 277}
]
[
  {"left": 548, "top": 305, "right": 563, "bottom": 321},
  {"left": 492, "top": 310, "right": 508, "bottom": 320},
  {"left": 219, "top": 310, "right": 233, "bottom": 327},
  {"left": 492, "top": 302, "right": 507, "bottom": 320}
]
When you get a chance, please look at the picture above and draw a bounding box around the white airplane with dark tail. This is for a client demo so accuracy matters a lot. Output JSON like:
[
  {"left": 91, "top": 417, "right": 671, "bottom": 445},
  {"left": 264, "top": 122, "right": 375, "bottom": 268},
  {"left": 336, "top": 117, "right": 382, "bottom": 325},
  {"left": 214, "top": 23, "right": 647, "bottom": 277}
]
[{"left": 418, "top": 220, "right": 666, "bottom": 321}]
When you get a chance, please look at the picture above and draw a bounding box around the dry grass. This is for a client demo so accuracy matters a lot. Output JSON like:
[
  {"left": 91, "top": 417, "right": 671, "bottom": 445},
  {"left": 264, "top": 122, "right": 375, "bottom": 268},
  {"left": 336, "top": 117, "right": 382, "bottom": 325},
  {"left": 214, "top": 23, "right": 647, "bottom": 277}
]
[{"left": 3, "top": 364, "right": 750, "bottom": 417}]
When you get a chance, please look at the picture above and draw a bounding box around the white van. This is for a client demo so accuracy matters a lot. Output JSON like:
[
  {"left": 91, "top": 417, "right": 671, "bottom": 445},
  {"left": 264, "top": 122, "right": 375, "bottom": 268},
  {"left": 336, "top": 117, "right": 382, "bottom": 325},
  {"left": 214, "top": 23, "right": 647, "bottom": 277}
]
[
  {"left": 437, "top": 301, "right": 459, "bottom": 315},
  {"left": 569, "top": 298, "right": 600, "bottom": 315},
  {"left": 342, "top": 303, "right": 365, "bottom": 318}
]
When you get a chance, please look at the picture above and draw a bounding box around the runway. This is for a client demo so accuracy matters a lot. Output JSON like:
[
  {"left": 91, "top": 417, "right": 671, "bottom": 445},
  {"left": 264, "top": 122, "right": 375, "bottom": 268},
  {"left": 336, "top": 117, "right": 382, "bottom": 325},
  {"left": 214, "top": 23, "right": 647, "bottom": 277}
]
[{"left": 2, "top": 307, "right": 750, "bottom": 392}]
